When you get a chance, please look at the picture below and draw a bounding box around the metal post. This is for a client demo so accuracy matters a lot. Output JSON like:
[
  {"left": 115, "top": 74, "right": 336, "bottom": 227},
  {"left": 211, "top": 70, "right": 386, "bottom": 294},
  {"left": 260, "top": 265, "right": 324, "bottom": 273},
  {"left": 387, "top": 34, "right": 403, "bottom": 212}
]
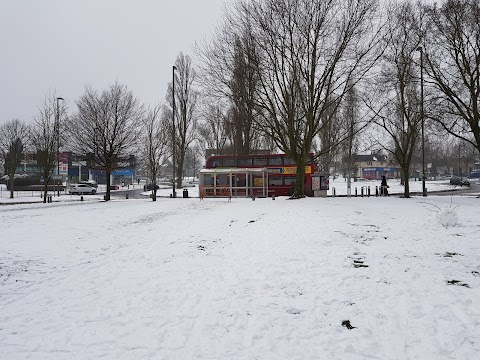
[
  {"left": 417, "top": 47, "right": 426, "bottom": 197},
  {"left": 56, "top": 97, "right": 64, "bottom": 197},
  {"left": 172, "top": 65, "right": 177, "bottom": 198},
  {"left": 459, "top": 143, "right": 462, "bottom": 180}
]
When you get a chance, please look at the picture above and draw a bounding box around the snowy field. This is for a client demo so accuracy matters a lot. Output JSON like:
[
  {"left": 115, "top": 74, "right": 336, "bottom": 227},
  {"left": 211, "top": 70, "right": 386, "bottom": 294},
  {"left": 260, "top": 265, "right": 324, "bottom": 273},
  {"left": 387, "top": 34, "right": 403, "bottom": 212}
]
[{"left": 1, "top": 191, "right": 480, "bottom": 359}]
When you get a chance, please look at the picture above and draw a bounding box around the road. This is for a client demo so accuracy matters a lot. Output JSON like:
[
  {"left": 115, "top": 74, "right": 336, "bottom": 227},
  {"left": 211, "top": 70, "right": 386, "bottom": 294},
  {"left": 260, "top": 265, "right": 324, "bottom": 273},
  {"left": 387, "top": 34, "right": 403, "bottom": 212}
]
[{"left": 408, "top": 182, "right": 480, "bottom": 197}]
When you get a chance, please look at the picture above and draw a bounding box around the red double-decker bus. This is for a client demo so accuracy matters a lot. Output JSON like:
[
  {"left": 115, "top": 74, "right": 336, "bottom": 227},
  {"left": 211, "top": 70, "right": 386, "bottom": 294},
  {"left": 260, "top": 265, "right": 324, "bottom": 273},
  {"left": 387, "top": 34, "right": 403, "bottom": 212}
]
[{"left": 205, "top": 153, "right": 317, "bottom": 197}]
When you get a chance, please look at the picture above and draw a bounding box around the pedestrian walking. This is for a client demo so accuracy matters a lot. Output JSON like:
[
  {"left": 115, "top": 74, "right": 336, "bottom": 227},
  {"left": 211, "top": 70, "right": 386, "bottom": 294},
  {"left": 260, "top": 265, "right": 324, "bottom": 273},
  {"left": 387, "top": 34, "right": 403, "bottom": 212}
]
[{"left": 381, "top": 175, "right": 389, "bottom": 196}]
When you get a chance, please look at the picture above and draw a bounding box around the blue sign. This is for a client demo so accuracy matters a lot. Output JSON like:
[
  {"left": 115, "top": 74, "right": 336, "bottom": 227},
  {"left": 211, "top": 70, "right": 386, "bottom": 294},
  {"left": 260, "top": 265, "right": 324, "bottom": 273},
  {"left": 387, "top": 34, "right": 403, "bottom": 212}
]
[{"left": 112, "top": 168, "right": 135, "bottom": 176}]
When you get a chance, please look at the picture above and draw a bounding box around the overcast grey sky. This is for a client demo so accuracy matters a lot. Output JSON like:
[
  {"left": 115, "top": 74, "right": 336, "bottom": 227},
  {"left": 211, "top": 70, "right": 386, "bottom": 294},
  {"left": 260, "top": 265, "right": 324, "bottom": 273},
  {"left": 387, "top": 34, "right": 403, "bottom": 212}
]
[{"left": 0, "top": 0, "right": 226, "bottom": 125}]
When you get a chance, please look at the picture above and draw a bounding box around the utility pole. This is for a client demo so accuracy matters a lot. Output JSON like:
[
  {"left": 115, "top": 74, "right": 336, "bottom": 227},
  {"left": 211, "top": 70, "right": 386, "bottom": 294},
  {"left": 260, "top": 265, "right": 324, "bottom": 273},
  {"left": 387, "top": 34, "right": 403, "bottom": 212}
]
[
  {"left": 172, "top": 65, "right": 177, "bottom": 198},
  {"left": 56, "top": 97, "right": 64, "bottom": 196}
]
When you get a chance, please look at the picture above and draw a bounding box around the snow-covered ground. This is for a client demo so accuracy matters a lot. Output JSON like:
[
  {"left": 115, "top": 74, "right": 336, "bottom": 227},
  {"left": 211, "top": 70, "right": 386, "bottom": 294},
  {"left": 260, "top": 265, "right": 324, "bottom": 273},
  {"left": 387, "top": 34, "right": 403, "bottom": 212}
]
[{"left": 1, "top": 191, "right": 480, "bottom": 359}]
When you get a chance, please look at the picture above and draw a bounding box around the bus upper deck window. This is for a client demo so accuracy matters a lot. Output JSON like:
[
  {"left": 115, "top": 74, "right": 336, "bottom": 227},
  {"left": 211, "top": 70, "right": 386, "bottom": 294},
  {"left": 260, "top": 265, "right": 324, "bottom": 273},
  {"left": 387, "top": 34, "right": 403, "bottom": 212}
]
[
  {"left": 268, "top": 157, "right": 282, "bottom": 165},
  {"left": 224, "top": 158, "right": 237, "bottom": 167},
  {"left": 253, "top": 157, "right": 267, "bottom": 166},
  {"left": 211, "top": 159, "right": 222, "bottom": 168},
  {"left": 238, "top": 158, "right": 252, "bottom": 166}
]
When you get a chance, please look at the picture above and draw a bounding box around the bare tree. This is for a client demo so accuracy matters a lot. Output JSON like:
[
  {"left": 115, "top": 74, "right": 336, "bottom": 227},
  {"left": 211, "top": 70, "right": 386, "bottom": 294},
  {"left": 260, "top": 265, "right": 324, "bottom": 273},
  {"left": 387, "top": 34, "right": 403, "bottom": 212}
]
[
  {"left": 183, "top": 145, "right": 203, "bottom": 179},
  {"left": 68, "top": 83, "right": 143, "bottom": 201},
  {"left": 197, "top": 11, "right": 263, "bottom": 155},
  {"left": 424, "top": 0, "right": 480, "bottom": 155},
  {"left": 30, "top": 96, "right": 62, "bottom": 203},
  {"left": 197, "top": 103, "right": 229, "bottom": 157},
  {"left": 316, "top": 97, "right": 343, "bottom": 172},
  {"left": 367, "top": 1, "right": 423, "bottom": 197},
  {"left": 340, "top": 83, "right": 361, "bottom": 193},
  {"left": 242, "top": 0, "right": 381, "bottom": 198},
  {"left": 141, "top": 105, "right": 169, "bottom": 201},
  {"left": 0, "top": 119, "right": 29, "bottom": 198},
  {"left": 167, "top": 53, "right": 198, "bottom": 189}
]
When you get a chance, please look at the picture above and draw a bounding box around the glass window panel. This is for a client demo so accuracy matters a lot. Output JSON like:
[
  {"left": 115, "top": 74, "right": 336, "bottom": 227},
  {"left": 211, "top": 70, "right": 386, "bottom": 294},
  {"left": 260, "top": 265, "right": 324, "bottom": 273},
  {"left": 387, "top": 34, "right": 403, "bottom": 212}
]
[
  {"left": 204, "top": 174, "right": 213, "bottom": 185},
  {"left": 283, "top": 157, "right": 296, "bottom": 165},
  {"left": 238, "top": 158, "right": 252, "bottom": 166},
  {"left": 284, "top": 177, "right": 296, "bottom": 185},
  {"left": 268, "top": 176, "right": 283, "bottom": 186},
  {"left": 224, "top": 158, "right": 237, "bottom": 167},
  {"left": 268, "top": 157, "right": 282, "bottom": 165},
  {"left": 217, "top": 174, "right": 229, "bottom": 186},
  {"left": 253, "top": 157, "right": 268, "bottom": 166},
  {"left": 211, "top": 159, "right": 222, "bottom": 168}
]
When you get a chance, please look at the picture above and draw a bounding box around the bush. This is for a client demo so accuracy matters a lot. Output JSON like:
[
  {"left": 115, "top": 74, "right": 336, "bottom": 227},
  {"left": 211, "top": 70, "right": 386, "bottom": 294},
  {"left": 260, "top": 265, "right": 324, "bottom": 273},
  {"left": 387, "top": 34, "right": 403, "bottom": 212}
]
[{"left": 436, "top": 207, "right": 459, "bottom": 228}]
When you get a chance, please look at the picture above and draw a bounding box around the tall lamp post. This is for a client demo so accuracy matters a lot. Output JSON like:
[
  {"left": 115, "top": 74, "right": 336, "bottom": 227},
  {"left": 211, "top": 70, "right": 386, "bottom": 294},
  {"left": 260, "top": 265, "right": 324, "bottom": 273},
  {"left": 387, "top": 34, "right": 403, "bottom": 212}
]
[
  {"left": 172, "top": 65, "right": 177, "bottom": 198},
  {"left": 56, "top": 97, "right": 64, "bottom": 196},
  {"left": 416, "top": 46, "right": 426, "bottom": 197}
]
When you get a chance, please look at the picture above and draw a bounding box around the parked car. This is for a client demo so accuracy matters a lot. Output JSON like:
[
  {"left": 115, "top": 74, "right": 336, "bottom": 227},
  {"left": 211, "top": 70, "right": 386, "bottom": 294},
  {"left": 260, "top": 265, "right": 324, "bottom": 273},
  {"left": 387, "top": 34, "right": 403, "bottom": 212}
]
[
  {"left": 467, "top": 172, "right": 480, "bottom": 184},
  {"left": 70, "top": 183, "right": 97, "bottom": 195},
  {"left": 450, "top": 176, "right": 470, "bottom": 186},
  {"left": 144, "top": 183, "right": 160, "bottom": 191},
  {"left": 79, "top": 180, "right": 98, "bottom": 188}
]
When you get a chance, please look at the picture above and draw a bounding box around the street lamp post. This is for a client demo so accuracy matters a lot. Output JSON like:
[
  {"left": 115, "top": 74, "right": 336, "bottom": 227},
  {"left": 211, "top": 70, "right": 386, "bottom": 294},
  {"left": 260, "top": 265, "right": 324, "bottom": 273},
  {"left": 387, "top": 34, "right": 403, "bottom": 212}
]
[
  {"left": 172, "top": 65, "right": 177, "bottom": 198},
  {"left": 416, "top": 47, "right": 427, "bottom": 197},
  {"left": 56, "top": 97, "right": 64, "bottom": 196}
]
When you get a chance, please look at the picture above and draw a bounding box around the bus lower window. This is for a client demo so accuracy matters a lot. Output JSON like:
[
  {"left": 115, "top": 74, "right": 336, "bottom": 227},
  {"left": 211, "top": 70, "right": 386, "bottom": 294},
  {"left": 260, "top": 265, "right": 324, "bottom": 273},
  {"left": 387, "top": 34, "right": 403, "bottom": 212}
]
[
  {"left": 269, "top": 176, "right": 283, "bottom": 186},
  {"left": 217, "top": 174, "right": 229, "bottom": 186},
  {"left": 284, "top": 177, "right": 296, "bottom": 186},
  {"left": 235, "top": 175, "right": 246, "bottom": 187},
  {"left": 204, "top": 174, "right": 213, "bottom": 185}
]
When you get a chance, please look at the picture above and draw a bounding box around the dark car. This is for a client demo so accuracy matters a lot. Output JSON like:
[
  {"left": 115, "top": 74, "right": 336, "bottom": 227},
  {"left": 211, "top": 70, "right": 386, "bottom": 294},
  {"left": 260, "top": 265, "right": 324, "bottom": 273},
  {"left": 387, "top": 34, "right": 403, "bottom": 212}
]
[
  {"left": 450, "top": 176, "right": 470, "bottom": 186},
  {"left": 144, "top": 183, "right": 160, "bottom": 191}
]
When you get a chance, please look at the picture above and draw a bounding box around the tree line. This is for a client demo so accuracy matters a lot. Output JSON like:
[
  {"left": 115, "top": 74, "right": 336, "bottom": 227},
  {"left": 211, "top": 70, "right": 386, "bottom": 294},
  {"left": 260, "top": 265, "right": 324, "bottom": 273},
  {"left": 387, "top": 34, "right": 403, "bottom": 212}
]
[{"left": 1, "top": 0, "right": 479, "bottom": 200}]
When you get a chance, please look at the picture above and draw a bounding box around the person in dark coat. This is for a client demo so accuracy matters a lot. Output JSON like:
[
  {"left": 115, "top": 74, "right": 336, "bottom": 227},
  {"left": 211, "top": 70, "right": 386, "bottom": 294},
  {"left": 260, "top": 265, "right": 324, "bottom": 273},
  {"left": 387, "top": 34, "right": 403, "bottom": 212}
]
[{"left": 381, "top": 175, "right": 389, "bottom": 196}]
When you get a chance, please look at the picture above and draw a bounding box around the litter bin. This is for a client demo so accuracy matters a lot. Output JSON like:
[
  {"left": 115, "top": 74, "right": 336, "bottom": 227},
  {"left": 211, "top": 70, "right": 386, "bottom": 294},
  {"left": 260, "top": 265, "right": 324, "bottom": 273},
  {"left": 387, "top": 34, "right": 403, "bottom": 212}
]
[{"left": 183, "top": 189, "right": 189, "bottom": 198}]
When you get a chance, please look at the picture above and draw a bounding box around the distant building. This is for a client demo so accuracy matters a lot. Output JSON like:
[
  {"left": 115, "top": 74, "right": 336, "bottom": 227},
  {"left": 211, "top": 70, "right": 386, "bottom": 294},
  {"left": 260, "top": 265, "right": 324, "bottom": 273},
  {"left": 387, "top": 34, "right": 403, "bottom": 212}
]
[
  {"left": 16, "top": 152, "right": 136, "bottom": 185},
  {"left": 354, "top": 153, "right": 400, "bottom": 179}
]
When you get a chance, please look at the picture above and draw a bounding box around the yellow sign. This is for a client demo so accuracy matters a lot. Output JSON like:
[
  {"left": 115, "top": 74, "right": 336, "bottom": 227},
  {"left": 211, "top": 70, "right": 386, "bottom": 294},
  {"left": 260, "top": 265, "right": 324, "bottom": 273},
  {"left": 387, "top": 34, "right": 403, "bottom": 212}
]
[
  {"left": 254, "top": 178, "right": 263, "bottom": 186},
  {"left": 267, "top": 165, "right": 312, "bottom": 175}
]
